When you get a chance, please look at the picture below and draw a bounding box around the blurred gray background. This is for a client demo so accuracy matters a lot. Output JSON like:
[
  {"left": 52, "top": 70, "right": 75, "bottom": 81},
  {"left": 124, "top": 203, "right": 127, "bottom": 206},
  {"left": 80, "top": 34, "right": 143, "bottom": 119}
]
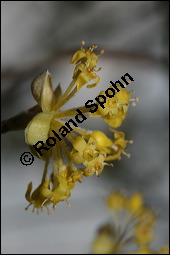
[{"left": 1, "top": 1, "right": 169, "bottom": 254}]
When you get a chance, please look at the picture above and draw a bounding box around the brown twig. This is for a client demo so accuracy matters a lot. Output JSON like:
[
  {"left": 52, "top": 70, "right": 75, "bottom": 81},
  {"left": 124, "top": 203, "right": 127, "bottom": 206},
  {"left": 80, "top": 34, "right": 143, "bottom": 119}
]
[{"left": 1, "top": 104, "right": 41, "bottom": 134}]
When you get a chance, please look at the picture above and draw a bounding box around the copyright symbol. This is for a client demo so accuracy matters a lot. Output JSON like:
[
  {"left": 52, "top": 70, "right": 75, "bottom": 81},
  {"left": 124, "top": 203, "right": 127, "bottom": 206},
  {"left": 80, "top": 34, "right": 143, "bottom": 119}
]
[{"left": 20, "top": 152, "right": 34, "bottom": 166}]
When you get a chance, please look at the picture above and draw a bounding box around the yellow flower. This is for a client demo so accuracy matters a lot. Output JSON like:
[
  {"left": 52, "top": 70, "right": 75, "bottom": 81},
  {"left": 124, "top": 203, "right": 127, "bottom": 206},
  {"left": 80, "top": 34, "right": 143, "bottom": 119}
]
[
  {"left": 70, "top": 41, "right": 104, "bottom": 90},
  {"left": 91, "top": 130, "right": 131, "bottom": 161},
  {"left": 94, "top": 85, "right": 137, "bottom": 128},
  {"left": 67, "top": 170, "right": 83, "bottom": 183},
  {"left": 92, "top": 232, "right": 116, "bottom": 254},
  {"left": 111, "top": 130, "right": 130, "bottom": 160},
  {"left": 50, "top": 174, "right": 72, "bottom": 209},
  {"left": 70, "top": 43, "right": 86, "bottom": 64},
  {"left": 106, "top": 192, "right": 127, "bottom": 210},
  {"left": 159, "top": 246, "right": 169, "bottom": 254},
  {"left": 128, "top": 192, "right": 143, "bottom": 213},
  {"left": 91, "top": 131, "right": 113, "bottom": 148},
  {"left": 57, "top": 166, "right": 83, "bottom": 185},
  {"left": 92, "top": 192, "right": 167, "bottom": 254},
  {"left": 82, "top": 154, "right": 106, "bottom": 177},
  {"left": 25, "top": 178, "right": 52, "bottom": 214},
  {"left": 70, "top": 135, "right": 98, "bottom": 164},
  {"left": 70, "top": 41, "right": 100, "bottom": 69},
  {"left": 135, "top": 224, "right": 154, "bottom": 245},
  {"left": 73, "top": 63, "right": 100, "bottom": 90},
  {"left": 23, "top": 42, "right": 138, "bottom": 214}
]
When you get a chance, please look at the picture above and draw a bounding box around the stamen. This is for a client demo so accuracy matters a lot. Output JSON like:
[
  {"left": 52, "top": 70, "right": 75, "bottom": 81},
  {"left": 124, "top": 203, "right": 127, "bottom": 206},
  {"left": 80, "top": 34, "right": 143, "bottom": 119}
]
[
  {"left": 89, "top": 45, "right": 98, "bottom": 52},
  {"left": 92, "top": 44, "right": 97, "bottom": 48},
  {"left": 41, "top": 198, "right": 49, "bottom": 207},
  {"left": 95, "top": 170, "right": 99, "bottom": 177},
  {"left": 66, "top": 200, "right": 71, "bottom": 207},
  {"left": 129, "top": 102, "right": 136, "bottom": 107},
  {"left": 36, "top": 208, "right": 39, "bottom": 215},
  {"left": 122, "top": 151, "right": 131, "bottom": 158},
  {"left": 130, "top": 97, "right": 139, "bottom": 102},
  {"left": 81, "top": 40, "right": 85, "bottom": 46},
  {"left": 45, "top": 205, "right": 51, "bottom": 215},
  {"left": 126, "top": 140, "right": 133, "bottom": 144},
  {"left": 97, "top": 49, "right": 105, "bottom": 57},
  {"left": 95, "top": 67, "right": 102, "bottom": 72},
  {"left": 25, "top": 203, "right": 31, "bottom": 211},
  {"left": 87, "top": 68, "right": 93, "bottom": 74},
  {"left": 41, "top": 207, "right": 45, "bottom": 213},
  {"left": 103, "top": 162, "right": 114, "bottom": 167},
  {"left": 129, "top": 90, "right": 135, "bottom": 94},
  {"left": 32, "top": 206, "right": 35, "bottom": 213},
  {"left": 53, "top": 204, "right": 57, "bottom": 211}
]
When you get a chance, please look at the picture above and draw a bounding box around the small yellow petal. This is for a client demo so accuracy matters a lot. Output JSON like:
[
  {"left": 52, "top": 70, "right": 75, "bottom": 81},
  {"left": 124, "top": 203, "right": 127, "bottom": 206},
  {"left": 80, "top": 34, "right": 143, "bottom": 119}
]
[
  {"left": 91, "top": 131, "right": 113, "bottom": 147},
  {"left": 129, "top": 192, "right": 143, "bottom": 212},
  {"left": 73, "top": 136, "right": 87, "bottom": 151},
  {"left": 25, "top": 182, "right": 32, "bottom": 202}
]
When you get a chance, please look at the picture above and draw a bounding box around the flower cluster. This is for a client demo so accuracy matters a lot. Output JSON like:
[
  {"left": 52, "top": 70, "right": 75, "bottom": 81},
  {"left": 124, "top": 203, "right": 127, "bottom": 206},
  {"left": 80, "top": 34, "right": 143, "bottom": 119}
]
[
  {"left": 93, "top": 85, "right": 138, "bottom": 128},
  {"left": 24, "top": 41, "right": 137, "bottom": 214},
  {"left": 92, "top": 192, "right": 169, "bottom": 254}
]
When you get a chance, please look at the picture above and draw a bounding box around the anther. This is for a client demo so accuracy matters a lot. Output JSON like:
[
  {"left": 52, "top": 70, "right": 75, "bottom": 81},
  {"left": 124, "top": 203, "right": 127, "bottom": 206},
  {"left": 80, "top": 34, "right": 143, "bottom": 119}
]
[
  {"left": 126, "top": 140, "right": 133, "bottom": 144},
  {"left": 95, "top": 170, "right": 99, "bottom": 177},
  {"left": 32, "top": 206, "right": 35, "bottom": 213},
  {"left": 129, "top": 90, "right": 135, "bottom": 94},
  {"left": 41, "top": 208, "right": 45, "bottom": 213},
  {"left": 87, "top": 68, "right": 93, "bottom": 73},
  {"left": 95, "top": 163, "right": 102, "bottom": 170},
  {"left": 53, "top": 204, "right": 57, "bottom": 211},
  {"left": 95, "top": 67, "right": 102, "bottom": 72},
  {"left": 130, "top": 97, "right": 139, "bottom": 102},
  {"left": 81, "top": 41, "right": 85, "bottom": 46},
  {"left": 66, "top": 200, "right": 71, "bottom": 207},
  {"left": 45, "top": 205, "right": 51, "bottom": 215},
  {"left": 91, "top": 142, "right": 96, "bottom": 145},
  {"left": 92, "top": 44, "right": 97, "bottom": 49}
]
